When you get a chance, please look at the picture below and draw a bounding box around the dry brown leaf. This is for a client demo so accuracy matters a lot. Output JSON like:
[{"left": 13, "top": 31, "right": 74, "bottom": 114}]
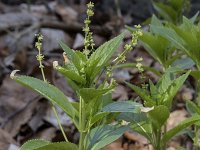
[
  {"left": 0, "top": 129, "right": 18, "bottom": 150},
  {"left": 0, "top": 76, "right": 38, "bottom": 126},
  {"left": 103, "top": 138, "right": 124, "bottom": 150},
  {"left": 41, "top": 29, "right": 73, "bottom": 52},
  {"left": 3, "top": 96, "right": 40, "bottom": 137},
  {"left": 167, "top": 109, "right": 188, "bottom": 131},
  {"left": 33, "top": 127, "right": 57, "bottom": 141},
  {"left": 55, "top": 5, "right": 78, "bottom": 23},
  {"left": 112, "top": 85, "right": 128, "bottom": 101}
]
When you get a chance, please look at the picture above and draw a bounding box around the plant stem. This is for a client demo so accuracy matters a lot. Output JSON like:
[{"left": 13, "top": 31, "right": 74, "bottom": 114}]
[
  {"left": 37, "top": 46, "right": 68, "bottom": 142},
  {"left": 194, "top": 79, "right": 200, "bottom": 149},
  {"left": 79, "top": 96, "right": 86, "bottom": 150},
  {"left": 154, "top": 129, "right": 161, "bottom": 150},
  {"left": 163, "top": 123, "right": 167, "bottom": 150},
  {"left": 52, "top": 106, "right": 68, "bottom": 142},
  {"left": 194, "top": 125, "right": 199, "bottom": 150}
]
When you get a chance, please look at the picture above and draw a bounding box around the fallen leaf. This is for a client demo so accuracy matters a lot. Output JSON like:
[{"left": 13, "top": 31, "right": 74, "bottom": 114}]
[
  {"left": 112, "top": 85, "right": 128, "bottom": 101},
  {"left": 0, "top": 129, "right": 18, "bottom": 150}
]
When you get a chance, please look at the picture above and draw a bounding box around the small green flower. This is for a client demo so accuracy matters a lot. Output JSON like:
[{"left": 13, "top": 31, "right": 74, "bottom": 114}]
[
  {"left": 83, "top": 1, "right": 95, "bottom": 57},
  {"left": 87, "top": 1, "right": 94, "bottom": 9},
  {"left": 136, "top": 62, "right": 144, "bottom": 72},
  {"left": 87, "top": 9, "right": 94, "bottom": 17},
  {"left": 136, "top": 57, "right": 143, "bottom": 62},
  {"left": 35, "top": 33, "right": 43, "bottom": 51}
]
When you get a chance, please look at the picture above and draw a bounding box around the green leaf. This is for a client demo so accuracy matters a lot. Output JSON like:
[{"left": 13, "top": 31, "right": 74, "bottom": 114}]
[
  {"left": 172, "top": 57, "right": 195, "bottom": 69},
  {"left": 59, "top": 41, "right": 82, "bottom": 72},
  {"left": 20, "top": 140, "right": 79, "bottom": 150},
  {"left": 152, "top": 2, "right": 177, "bottom": 23},
  {"left": 35, "top": 142, "right": 78, "bottom": 150},
  {"left": 190, "top": 70, "right": 200, "bottom": 80},
  {"left": 152, "top": 21, "right": 200, "bottom": 67},
  {"left": 148, "top": 105, "right": 169, "bottom": 128},
  {"left": 157, "top": 71, "right": 172, "bottom": 94},
  {"left": 117, "top": 112, "right": 152, "bottom": 142},
  {"left": 90, "top": 112, "right": 109, "bottom": 127},
  {"left": 173, "top": 24, "right": 200, "bottom": 65},
  {"left": 20, "top": 139, "right": 50, "bottom": 150},
  {"left": 168, "top": 0, "right": 184, "bottom": 11},
  {"left": 125, "top": 82, "right": 154, "bottom": 106},
  {"left": 149, "top": 80, "right": 158, "bottom": 99},
  {"left": 118, "top": 112, "right": 147, "bottom": 123},
  {"left": 102, "top": 101, "right": 142, "bottom": 113},
  {"left": 150, "top": 25, "right": 186, "bottom": 51},
  {"left": 79, "top": 87, "right": 113, "bottom": 103},
  {"left": 13, "top": 75, "right": 76, "bottom": 118},
  {"left": 186, "top": 100, "right": 200, "bottom": 115},
  {"left": 86, "top": 33, "right": 124, "bottom": 82},
  {"left": 89, "top": 33, "right": 124, "bottom": 67},
  {"left": 59, "top": 41, "right": 75, "bottom": 61},
  {"left": 102, "top": 92, "right": 113, "bottom": 107},
  {"left": 55, "top": 66, "right": 86, "bottom": 85},
  {"left": 190, "top": 11, "right": 199, "bottom": 24},
  {"left": 86, "top": 125, "right": 129, "bottom": 150},
  {"left": 162, "top": 114, "right": 200, "bottom": 143},
  {"left": 163, "top": 70, "right": 190, "bottom": 107},
  {"left": 140, "top": 32, "right": 170, "bottom": 67},
  {"left": 130, "top": 120, "right": 152, "bottom": 142},
  {"left": 151, "top": 15, "right": 163, "bottom": 27}
]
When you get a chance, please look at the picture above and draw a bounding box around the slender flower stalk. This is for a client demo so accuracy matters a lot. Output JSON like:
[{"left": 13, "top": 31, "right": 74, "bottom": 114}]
[
  {"left": 136, "top": 57, "right": 147, "bottom": 89},
  {"left": 35, "top": 33, "right": 69, "bottom": 142},
  {"left": 113, "top": 24, "right": 143, "bottom": 65}
]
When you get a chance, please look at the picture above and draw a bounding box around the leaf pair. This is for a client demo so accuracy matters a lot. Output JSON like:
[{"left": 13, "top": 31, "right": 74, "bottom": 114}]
[
  {"left": 139, "top": 15, "right": 178, "bottom": 69},
  {"left": 58, "top": 33, "right": 124, "bottom": 87},
  {"left": 152, "top": 0, "right": 190, "bottom": 24},
  {"left": 86, "top": 125, "right": 129, "bottom": 150},
  {"left": 150, "top": 14, "right": 200, "bottom": 69},
  {"left": 127, "top": 69, "right": 190, "bottom": 108}
]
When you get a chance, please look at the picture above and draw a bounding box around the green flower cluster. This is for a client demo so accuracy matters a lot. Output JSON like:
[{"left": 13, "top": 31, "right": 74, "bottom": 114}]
[
  {"left": 114, "top": 24, "right": 143, "bottom": 64},
  {"left": 124, "top": 25, "right": 143, "bottom": 52},
  {"left": 136, "top": 57, "right": 148, "bottom": 89},
  {"left": 83, "top": 2, "right": 95, "bottom": 57},
  {"left": 35, "top": 34, "right": 45, "bottom": 69}
]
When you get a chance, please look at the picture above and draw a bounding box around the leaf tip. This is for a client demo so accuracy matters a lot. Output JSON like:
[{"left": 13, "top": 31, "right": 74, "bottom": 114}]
[{"left": 10, "top": 70, "right": 20, "bottom": 79}]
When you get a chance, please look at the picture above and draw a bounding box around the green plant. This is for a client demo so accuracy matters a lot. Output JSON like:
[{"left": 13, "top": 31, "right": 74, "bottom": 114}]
[
  {"left": 112, "top": 10, "right": 200, "bottom": 149},
  {"left": 118, "top": 68, "right": 200, "bottom": 150},
  {"left": 127, "top": 15, "right": 194, "bottom": 72},
  {"left": 127, "top": 13, "right": 200, "bottom": 149},
  {"left": 117, "top": 1, "right": 200, "bottom": 147},
  {"left": 10, "top": 2, "right": 146, "bottom": 150},
  {"left": 150, "top": 14, "right": 200, "bottom": 150},
  {"left": 152, "top": 0, "right": 191, "bottom": 24}
]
